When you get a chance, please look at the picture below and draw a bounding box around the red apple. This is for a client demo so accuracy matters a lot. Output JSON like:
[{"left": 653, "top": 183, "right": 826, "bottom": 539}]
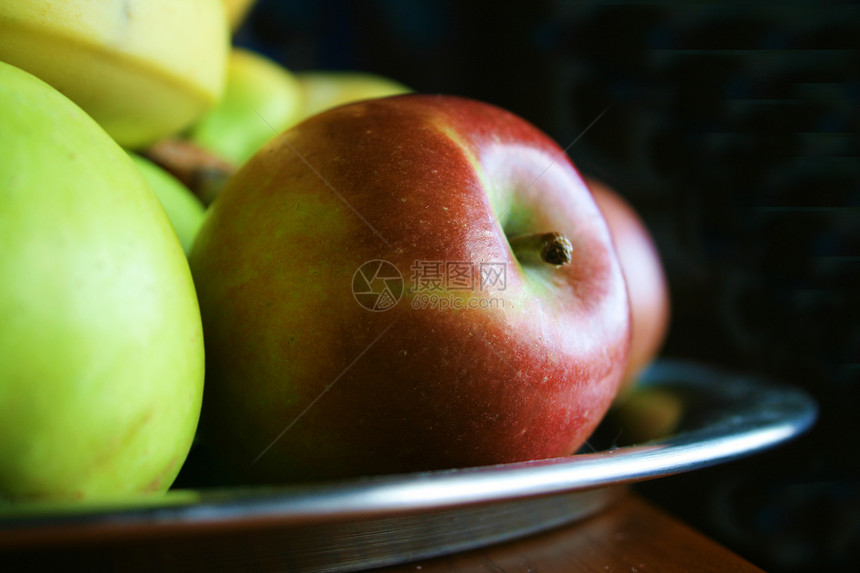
[
  {"left": 190, "top": 95, "right": 630, "bottom": 483},
  {"left": 587, "top": 178, "right": 670, "bottom": 395}
]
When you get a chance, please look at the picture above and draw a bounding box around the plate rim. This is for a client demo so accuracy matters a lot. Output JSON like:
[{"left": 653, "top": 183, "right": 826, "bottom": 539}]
[{"left": 0, "top": 359, "right": 817, "bottom": 548}]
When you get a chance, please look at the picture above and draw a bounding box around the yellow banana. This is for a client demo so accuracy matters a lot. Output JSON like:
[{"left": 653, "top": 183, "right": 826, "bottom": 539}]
[{"left": 0, "top": 0, "right": 229, "bottom": 149}]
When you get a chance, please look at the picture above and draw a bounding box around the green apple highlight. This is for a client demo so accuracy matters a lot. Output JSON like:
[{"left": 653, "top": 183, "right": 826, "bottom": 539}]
[{"left": 0, "top": 62, "right": 204, "bottom": 501}]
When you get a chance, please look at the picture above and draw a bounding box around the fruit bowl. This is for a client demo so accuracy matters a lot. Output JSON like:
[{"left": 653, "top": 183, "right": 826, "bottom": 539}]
[{"left": 0, "top": 360, "right": 816, "bottom": 572}]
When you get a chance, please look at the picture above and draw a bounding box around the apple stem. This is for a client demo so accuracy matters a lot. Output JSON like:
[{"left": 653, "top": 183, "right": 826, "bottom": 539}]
[
  {"left": 143, "top": 138, "right": 236, "bottom": 206},
  {"left": 508, "top": 232, "right": 573, "bottom": 266}
]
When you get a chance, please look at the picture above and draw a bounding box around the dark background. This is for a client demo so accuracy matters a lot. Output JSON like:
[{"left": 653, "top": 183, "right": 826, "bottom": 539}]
[{"left": 235, "top": 1, "right": 859, "bottom": 571}]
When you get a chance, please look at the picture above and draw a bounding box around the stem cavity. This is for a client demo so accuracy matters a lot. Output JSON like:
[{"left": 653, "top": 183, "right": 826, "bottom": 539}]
[{"left": 509, "top": 232, "right": 573, "bottom": 266}]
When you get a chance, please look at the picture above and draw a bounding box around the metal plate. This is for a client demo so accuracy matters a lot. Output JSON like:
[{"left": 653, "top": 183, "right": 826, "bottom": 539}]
[{"left": 0, "top": 360, "right": 816, "bottom": 572}]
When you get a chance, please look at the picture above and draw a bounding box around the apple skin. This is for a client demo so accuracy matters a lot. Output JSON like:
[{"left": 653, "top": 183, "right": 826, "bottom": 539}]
[
  {"left": 0, "top": 61, "right": 204, "bottom": 501},
  {"left": 190, "top": 94, "right": 630, "bottom": 483},
  {"left": 587, "top": 178, "right": 670, "bottom": 396},
  {"left": 294, "top": 71, "right": 410, "bottom": 121},
  {"left": 129, "top": 153, "right": 206, "bottom": 255},
  {"left": 188, "top": 48, "right": 303, "bottom": 166}
]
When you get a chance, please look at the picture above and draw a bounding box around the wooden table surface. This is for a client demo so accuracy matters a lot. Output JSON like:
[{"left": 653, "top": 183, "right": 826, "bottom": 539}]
[{"left": 378, "top": 491, "right": 764, "bottom": 573}]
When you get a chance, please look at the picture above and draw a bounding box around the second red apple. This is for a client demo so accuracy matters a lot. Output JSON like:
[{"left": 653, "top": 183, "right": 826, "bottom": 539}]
[{"left": 587, "top": 178, "right": 671, "bottom": 395}]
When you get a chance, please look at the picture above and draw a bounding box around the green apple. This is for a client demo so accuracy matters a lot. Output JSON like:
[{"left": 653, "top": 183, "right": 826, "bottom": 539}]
[
  {"left": 0, "top": 61, "right": 204, "bottom": 501},
  {"left": 190, "top": 95, "right": 630, "bottom": 483},
  {"left": 609, "top": 387, "right": 683, "bottom": 444},
  {"left": 294, "top": 70, "right": 410, "bottom": 121},
  {"left": 188, "top": 48, "right": 303, "bottom": 166},
  {"left": 129, "top": 153, "right": 206, "bottom": 255}
]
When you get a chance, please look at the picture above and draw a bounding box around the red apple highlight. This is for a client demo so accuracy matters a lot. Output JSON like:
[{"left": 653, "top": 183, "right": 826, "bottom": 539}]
[
  {"left": 190, "top": 95, "right": 630, "bottom": 483},
  {"left": 587, "top": 178, "right": 670, "bottom": 395}
]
